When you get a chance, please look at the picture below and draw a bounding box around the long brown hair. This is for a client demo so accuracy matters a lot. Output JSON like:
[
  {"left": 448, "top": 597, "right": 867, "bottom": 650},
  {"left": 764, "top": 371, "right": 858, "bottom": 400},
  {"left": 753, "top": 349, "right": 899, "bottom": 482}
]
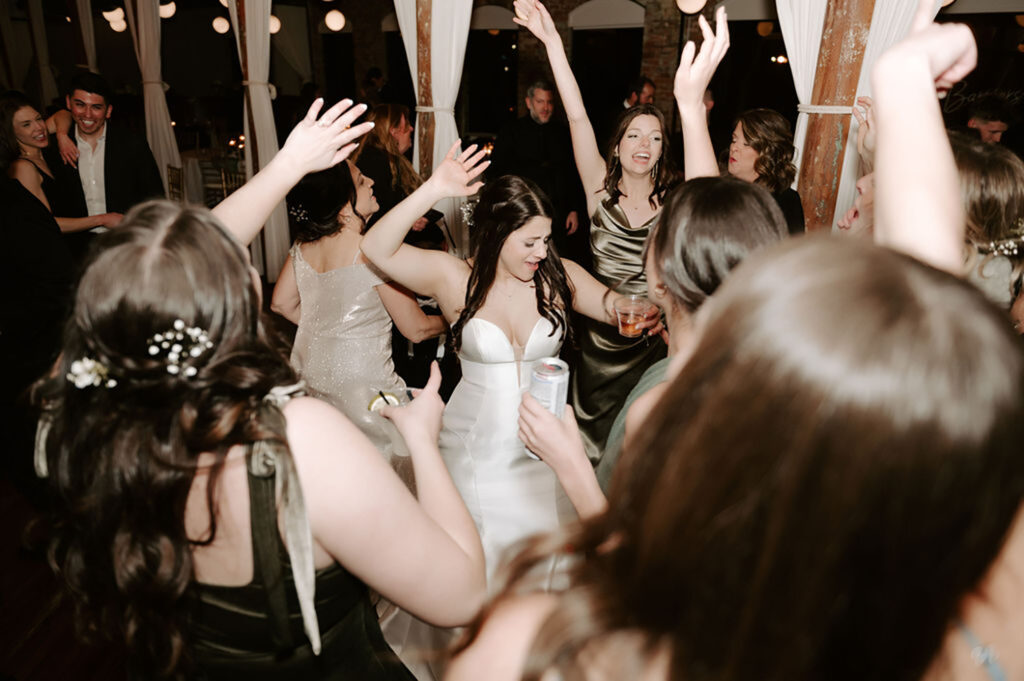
[
  {"left": 459, "top": 237, "right": 1024, "bottom": 681},
  {"left": 603, "top": 104, "right": 678, "bottom": 209},
  {"left": 735, "top": 108, "right": 797, "bottom": 194},
  {"left": 36, "top": 201, "right": 298, "bottom": 678},
  {"left": 450, "top": 175, "right": 574, "bottom": 353},
  {"left": 354, "top": 102, "right": 423, "bottom": 197}
]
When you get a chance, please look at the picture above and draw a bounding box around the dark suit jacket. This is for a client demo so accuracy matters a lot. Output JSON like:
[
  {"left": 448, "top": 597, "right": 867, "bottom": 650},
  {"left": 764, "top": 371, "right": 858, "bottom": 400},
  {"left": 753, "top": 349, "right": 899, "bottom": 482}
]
[{"left": 43, "top": 123, "right": 164, "bottom": 217}]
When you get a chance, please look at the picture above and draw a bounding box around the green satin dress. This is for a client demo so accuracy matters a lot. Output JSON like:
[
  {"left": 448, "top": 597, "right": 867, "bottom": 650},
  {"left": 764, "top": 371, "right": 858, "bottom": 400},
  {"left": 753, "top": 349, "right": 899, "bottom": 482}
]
[{"left": 571, "top": 193, "right": 667, "bottom": 460}]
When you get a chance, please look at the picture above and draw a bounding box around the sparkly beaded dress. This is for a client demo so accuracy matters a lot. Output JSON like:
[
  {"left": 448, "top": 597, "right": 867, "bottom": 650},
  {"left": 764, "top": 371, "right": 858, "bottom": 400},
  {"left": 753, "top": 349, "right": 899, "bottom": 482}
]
[{"left": 289, "top": 243, "right": 408, "bottom": 464}]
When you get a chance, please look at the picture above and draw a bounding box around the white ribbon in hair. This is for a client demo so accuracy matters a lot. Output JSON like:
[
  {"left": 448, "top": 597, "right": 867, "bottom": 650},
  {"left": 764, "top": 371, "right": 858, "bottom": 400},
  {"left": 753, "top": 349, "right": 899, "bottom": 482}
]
[
  {"left": 242, "top": 80, "right": 278, "bottom": 100},
  {"left": 797, "top": 103, "right": 854, "bottom": 115}
]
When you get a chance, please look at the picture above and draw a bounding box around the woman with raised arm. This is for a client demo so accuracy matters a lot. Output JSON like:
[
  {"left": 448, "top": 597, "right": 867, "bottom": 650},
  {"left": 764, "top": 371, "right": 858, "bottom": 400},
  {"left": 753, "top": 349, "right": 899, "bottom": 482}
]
[
  {"left": 34, "top": 99, "right": 486, "bottom": 681},
  {"left": 270, "top": 160, "right": 445, "bottom": 486},
  {"left": 514, "top": 0, "right": 677, "bottom": 460},
  {"left": 450, "top": 11, "right": 1024, "bottom": 681}
]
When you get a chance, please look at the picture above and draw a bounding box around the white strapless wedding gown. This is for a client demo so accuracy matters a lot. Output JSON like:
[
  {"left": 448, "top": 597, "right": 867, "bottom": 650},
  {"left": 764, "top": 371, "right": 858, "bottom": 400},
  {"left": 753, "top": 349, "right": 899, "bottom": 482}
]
[
  {"left": 440, "top": 316, "right": 577, "bottom": 582},
  {"left": 381, "top": 316, "right": 577, "bottom": 680}
]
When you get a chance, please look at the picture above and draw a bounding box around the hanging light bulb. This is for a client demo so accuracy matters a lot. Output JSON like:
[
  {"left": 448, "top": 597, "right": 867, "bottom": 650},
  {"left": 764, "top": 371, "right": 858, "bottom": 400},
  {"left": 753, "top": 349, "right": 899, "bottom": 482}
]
[
  {"left": 101, "top": 7, "right": 125, "bottom": 22},
  {"left": 325, "top": 9, "right": 345, "bottom": 31},
  {"left": 212, "top": 16, "right": 230, "bottom": 34},
  {"left": 757, "top": 21, "right": 773, "bottom": 37},
  {"left": 676, "top": 0, "right": 707, "bottom": 13},
  {"left": 218, "top": 0, "right": 229, "bottom": 7},
  {"left": 269, "top": 15, "right": 281, "bottom": 34},
  {"left": 110, "top": 18, "right": 127, "bottom": 32},
  {"left": 159, "top": 2, "right": 176, "bottom": 19}
]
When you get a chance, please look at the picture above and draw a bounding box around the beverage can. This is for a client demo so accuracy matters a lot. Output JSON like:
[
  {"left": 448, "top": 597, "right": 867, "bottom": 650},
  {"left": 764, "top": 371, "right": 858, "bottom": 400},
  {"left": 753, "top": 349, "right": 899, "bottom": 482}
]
[{"left": 530, "top": 357, "right": 569, "bottom": 418}]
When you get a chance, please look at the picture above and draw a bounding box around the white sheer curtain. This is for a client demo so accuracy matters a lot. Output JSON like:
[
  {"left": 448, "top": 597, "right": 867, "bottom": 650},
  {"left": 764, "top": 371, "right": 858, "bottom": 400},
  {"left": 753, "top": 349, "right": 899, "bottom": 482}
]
[
  {"left": 75, "top": 0, "right": 98, "bottom": 73},
  {"left": 394, "top": 0, "right": 473, "bottom": 256},
  {"left": 272, "top": 5, "right": 312, "bottom": 85},
  {"left": 775, "top": 0, "right": 827, "bottom": 185},
  {"left": 27, "top": 0, "right": 58, "bottom": 105},
  {"left": 125, "top": 0, "right": 181, "bottom": 193},
  {"left": 229, "top": 0, "right": 289, "bottom": 281},
  {"left": 831, "top": 0, "right": 940, "bottom": 229}
]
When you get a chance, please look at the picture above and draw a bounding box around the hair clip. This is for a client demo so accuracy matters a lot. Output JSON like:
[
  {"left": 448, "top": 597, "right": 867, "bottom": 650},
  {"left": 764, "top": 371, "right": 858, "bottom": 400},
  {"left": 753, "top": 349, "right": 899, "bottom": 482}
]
[
  {"left": 67, "top": 356, "right": 116, "bottom": 389},
  {"left": 288, "top": 204, "right": 311, "bottom": 224},
  {"left": 147, "top": 319, "right": 214, "bottom": 378}
]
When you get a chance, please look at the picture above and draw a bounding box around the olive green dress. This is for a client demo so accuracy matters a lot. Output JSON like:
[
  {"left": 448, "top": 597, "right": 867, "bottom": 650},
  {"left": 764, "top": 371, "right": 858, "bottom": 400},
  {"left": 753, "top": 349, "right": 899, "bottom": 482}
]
[{"left": 571, "top": 193, "right": 667, "bottom": 460}]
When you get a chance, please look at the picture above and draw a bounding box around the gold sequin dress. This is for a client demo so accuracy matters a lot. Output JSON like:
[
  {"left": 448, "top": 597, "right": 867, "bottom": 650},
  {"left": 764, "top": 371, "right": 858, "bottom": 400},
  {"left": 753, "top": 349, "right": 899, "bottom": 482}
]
[{"left": 571, "top": 193, "right": 667, "bottom": 460}]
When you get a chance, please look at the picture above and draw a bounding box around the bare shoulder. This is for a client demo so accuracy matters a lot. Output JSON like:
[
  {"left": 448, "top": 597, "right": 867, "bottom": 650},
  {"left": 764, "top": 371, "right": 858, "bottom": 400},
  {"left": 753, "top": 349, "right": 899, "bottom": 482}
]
[{"left": 446, "top": 592, "right": 558, "bottom": 681}]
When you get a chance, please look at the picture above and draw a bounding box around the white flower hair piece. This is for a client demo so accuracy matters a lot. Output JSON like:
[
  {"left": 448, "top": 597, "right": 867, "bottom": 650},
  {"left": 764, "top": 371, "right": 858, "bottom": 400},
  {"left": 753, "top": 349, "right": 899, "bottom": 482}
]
[
  {"left": 67, "top": 357, "right": 116, "bottom": 389},
  {"left": 147, "top": 319, "right": 214, "bottom": 378},
  {"left": 460, "top": 199, "right": 477, "bottom": 229}
]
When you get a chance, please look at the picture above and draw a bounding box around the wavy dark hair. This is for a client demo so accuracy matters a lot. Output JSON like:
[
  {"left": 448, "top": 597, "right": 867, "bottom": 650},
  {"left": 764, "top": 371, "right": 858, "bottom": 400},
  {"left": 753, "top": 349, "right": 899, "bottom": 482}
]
[
  {"left": 0, "top": 90, "right": 39, "bottom": 171},
  {"left": 457, "top": 237, "right": 1024, "bottom": 681},
  {"left": 450, "top": 175, "right": 574, "bottom": 353},
  {"left": 735, "top": 108, "right": 797, "bottom": 194},
  {"left": 34, "top": 201, "right": 298, "bottom": 679},
  {"left": 287, "top": 161, "right": 365, "bottom": 242},
  {"left": 603, "top": 104, "right": 677, "bottom": 209},
  {"left": 649, "top": 176, "right": 787, "bottom": 314}
]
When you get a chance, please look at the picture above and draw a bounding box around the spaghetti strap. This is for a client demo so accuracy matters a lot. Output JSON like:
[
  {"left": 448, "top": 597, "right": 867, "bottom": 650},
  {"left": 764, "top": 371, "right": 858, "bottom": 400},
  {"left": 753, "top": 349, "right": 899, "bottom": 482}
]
[{"left": 958, "top": 623, "right": 1008, "bottom": 681}]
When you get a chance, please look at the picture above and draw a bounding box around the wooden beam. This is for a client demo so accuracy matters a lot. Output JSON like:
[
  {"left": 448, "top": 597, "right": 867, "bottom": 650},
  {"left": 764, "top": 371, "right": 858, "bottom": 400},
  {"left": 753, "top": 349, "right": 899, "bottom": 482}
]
[
  {"left": 797, "top": 0, "right": 875, "bottom": 231},
  {"left": 415, "top": 0, "right": 435, "bottom": 176}
]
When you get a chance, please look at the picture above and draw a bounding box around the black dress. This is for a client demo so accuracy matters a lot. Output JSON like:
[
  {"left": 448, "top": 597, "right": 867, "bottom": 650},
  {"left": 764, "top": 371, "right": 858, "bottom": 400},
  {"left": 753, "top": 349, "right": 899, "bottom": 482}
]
[
  {"left": 773, "top": 187, "right": 805, "bottom": 235},
  {"left": 188, "top": 453, "right": 415, "bottom": 681}
]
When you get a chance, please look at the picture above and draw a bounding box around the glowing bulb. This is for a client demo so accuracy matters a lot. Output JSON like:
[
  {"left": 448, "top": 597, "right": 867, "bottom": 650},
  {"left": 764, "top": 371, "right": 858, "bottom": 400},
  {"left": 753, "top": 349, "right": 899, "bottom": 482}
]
[
  {"left": 238, "top": 135, "right": 245, "bottom": 141},
  {"left": 218, "top": 0, "right": 228, "bottom": 7},
  {"left": 269, "top": 15, "right": 281, "bottom": 34},
  {"left": 777, "top": 55, "right": 788, "bottom": 64},
  {"left": 159, "top": 2, "right": 175, "bottom": 19},
  {"left": 770, "top": 56, "right": 777, "bottom": 63},
  {"left": 675, "top": 0, "right": 707, "bottom": 13},
  {"left": 212, "top": 16, "right": 230, "bottom": 34},
  {"left": 110, "top": 18, "right": 127, "bottom": 32},
  {"left": 757, "top": 21, "right": 773, "bottom": 37},
  {"left": 101, "top": 7, "right": 124, "bottom": 21},
  {"left": 1016, "top": 15, "right": 1024, "bottom": 27},
  {"left": 325, "top": 9, "right": 345, "bottom": 31}
]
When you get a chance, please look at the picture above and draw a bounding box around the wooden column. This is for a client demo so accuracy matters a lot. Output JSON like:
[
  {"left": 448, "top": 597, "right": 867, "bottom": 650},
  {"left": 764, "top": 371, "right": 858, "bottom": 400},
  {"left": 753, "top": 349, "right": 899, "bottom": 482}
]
[
  {"left": 415, "top": 0, "right": 435, "bottom": 177},
  {"left": 797, "top": 0, "right": 875, "bottom": 231}
]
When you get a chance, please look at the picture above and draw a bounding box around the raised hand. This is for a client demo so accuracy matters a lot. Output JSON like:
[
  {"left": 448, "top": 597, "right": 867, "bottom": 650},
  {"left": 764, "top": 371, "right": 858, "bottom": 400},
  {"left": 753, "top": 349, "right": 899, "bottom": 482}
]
[
  {"left": 380, "top": 361, "right": 445, "bottom": 447},
  {"left": 426, "top": 141, "right": 489, "bottom": 199},
  {"left": 512, "top": 0, "right": 559, "bottom": 45},
  {"left": 674, "top": 6, "right": 729, "bottom": 114},
  {"left": 852, "top": 96, "right": 876, "bottom": 170},
  {"left": 277, "top": 98, "right": 376, "bottom": 177}
]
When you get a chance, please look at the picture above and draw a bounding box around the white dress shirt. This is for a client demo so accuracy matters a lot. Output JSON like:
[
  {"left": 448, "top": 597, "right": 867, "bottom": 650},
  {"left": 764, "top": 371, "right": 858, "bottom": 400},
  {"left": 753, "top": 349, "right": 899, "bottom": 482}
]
[{"left": 77, "top": 125, "right": 108, "bottom": 231}]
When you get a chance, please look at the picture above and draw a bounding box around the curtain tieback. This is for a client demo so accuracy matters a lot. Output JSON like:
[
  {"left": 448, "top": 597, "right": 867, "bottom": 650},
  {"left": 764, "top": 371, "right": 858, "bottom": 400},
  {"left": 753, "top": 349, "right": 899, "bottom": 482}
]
[
  {"left": 415, "top": 106, "right": 454, "bottom": 114},
  {"left": 797, "top": 103, "right": 852, "bottom": 115},
  {"left": 242, "top": 80, "right": 278, "bottom": 100},
  {"left": 142, "top": 79, "right": 170, "bottom": 92}
]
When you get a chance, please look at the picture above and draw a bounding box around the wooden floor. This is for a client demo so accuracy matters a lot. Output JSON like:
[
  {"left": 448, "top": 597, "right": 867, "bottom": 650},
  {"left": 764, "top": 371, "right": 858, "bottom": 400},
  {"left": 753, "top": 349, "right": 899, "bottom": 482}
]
[{"left": 0, "top": 477, "right": 125, "bottom": 681}]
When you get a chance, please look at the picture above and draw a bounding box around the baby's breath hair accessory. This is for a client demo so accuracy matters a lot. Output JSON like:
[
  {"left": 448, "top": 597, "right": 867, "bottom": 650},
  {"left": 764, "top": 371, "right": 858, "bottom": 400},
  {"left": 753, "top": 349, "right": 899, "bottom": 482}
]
[
  {"left": 288, "top": 204, "right": 311, "bottom": 225},
  {"left": 980, "top": 235, "right": 1024, "bottom": 257},
  {"left": 460, "top": 198, "right": 478, "bottom": 229},
  {"left": 147, "top": 319, "right": 214, "bottom": 378},
  {"left": 67, "top": 357, "right": 116, "bottom": 389}
]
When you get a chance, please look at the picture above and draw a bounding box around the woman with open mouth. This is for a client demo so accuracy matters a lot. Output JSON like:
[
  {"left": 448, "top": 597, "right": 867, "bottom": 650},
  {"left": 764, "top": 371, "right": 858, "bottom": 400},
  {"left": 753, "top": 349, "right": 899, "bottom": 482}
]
[{"left": 515, "top": 0, "right": 677, "bottom": 464}]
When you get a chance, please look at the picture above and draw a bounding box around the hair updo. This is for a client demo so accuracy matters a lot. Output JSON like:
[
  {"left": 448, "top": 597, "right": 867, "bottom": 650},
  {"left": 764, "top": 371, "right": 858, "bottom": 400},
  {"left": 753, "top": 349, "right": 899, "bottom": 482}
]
[{"left": 287, "top": 162, "right": 363, "bottom": 242}]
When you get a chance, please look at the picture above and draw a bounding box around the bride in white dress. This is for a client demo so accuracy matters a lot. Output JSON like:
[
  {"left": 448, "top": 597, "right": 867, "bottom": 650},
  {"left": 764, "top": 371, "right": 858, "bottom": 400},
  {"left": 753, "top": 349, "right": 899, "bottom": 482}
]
[{"left": 361, "top": 144, "right": 637, "bottom": 677}]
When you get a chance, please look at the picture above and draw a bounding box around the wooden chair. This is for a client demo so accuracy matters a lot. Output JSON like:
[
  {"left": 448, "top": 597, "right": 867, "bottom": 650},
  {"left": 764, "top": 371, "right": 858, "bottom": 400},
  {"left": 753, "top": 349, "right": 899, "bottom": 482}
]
[{"left": 166, "top": 165, "right": 184, "bottom": 202}]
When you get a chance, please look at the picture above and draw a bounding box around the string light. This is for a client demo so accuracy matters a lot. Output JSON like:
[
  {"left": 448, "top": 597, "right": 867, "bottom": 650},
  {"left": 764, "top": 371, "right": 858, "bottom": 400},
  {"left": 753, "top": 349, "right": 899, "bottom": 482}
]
[
  {"left": 110, "top": 19, "right": 127, "bottom": 32},
  {"left": 269, "top": 15, "right": 281, "bottom": 34},
  {"left": 159, "top": 2, "right": 176, "bottom": 19},
  {"left": 101, "top": 7, "right": 124, "bottom": 21},
  {"left": 325, "top": 9, "right": 345, "bottom": 31},
  {"left": 212, "top": 16, "right": 230, "bottom": 34}
]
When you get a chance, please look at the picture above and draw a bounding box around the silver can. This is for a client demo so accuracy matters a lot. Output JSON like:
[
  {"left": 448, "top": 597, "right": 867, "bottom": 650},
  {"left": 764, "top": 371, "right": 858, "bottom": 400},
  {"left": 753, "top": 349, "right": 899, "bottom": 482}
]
[{"left": 530, "top": 357, "right": 569, "bottom": 419}]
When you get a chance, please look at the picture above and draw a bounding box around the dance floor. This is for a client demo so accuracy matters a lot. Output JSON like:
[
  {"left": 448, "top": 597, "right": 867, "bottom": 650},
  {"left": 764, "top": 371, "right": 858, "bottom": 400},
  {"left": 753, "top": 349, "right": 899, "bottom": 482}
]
[{"left": 0, "top": 478, "right": 125, "bottom": 680}]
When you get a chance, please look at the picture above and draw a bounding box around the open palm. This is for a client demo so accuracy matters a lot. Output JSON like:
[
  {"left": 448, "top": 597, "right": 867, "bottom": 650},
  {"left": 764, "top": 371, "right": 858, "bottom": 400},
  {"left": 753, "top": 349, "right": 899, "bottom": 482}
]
[
  {"left": 428, "top": 142, "right": 490, "bottom": 198},
  {"left": 512, "top": 0, "right": 558, "bottom": 44}
]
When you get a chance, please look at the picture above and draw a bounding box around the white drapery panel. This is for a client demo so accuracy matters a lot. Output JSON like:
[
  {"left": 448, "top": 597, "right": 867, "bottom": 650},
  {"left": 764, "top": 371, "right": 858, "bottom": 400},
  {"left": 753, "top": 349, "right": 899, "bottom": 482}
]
[
  {"left": 831, "top": 0, "right": 940, "bottom": 229},
  {"left": 394, "top": 0, "right": 473, "bottom": 256},
  {"left": 125, "top": 0, "right": 181, "bottom": 193},
  {"left": 272, "top": 5, "right": 312, "bottom": 85},
  {"left": 75, "top": 0, "right": 98, "bottom": 72},
  {"left": 228, "top": 0, "right": 289, "bottom": 281},
  {"left": 27, "top": 0, "right": 58, "bottom": 104},
  {"left": 774, "top": 0, "right": 826, "bottom": 185}
]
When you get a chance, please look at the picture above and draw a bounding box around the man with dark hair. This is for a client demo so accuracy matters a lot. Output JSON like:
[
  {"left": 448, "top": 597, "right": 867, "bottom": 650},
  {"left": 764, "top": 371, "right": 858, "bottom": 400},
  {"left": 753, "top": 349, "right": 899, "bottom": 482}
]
[
  {"left": 624, "top": 75, "right": 655, "bottom": 109},
  {"left": 966, "top": 92, "right": 1015, "bottom": 144},
  {"left": 491, "top": 80, "right": 586, "bottom": 262},
  {"left": 45, "top": 72, "right": 164, "bottom": 261}
]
